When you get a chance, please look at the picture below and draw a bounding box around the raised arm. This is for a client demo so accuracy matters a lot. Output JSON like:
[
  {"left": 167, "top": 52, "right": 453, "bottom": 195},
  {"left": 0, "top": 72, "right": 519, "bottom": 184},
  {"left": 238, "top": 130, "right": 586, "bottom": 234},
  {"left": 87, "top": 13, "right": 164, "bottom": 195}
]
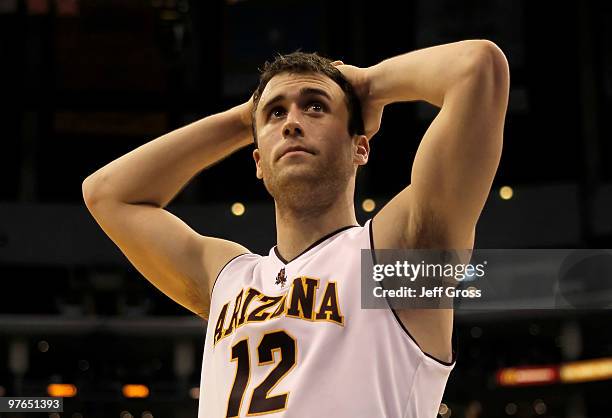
[
  {"left": 335, "top": 40, "right": 509, "bottom": 363},
  {"left": 82, "top": 101, "right": 255, "bottom": 319},
  {"left": 368, "top": 39, "right": 510, "bottom": 250}
]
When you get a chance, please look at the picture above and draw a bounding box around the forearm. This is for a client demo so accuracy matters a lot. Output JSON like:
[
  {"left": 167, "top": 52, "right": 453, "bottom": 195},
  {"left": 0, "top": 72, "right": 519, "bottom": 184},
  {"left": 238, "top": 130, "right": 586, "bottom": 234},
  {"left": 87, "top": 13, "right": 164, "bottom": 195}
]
[
  {"left": 367, "top": 39, "right": 502, "bottom": 108},
  {"left": 83, "top": 102, "right": 253, "bottom": 208}
]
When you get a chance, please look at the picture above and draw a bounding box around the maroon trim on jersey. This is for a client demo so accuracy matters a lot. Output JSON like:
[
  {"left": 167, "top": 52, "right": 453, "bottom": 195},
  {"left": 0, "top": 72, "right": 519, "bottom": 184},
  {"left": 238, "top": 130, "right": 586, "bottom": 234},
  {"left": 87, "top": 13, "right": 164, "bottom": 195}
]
[
  {"left": 273, "top": 224, "right": 360, "bottom": 265},
  {"left": 368, "top": 217, "right": 458, "bottom": 367},
  {"left": 211, "top": 252, "right": 251, "bottom": 298}
]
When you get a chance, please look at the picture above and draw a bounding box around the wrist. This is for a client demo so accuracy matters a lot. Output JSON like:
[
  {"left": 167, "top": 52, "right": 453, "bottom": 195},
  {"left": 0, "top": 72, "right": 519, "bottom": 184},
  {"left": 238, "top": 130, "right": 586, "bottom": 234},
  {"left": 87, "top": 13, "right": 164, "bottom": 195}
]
[
  {"left": 364, "top": 64, "right": 392, "bottom": 107},
  {"left": 223, "top": 102, "right": 254, "bottom": 147},
  {"left": 231, "top": 102, "right": 248, "bottom": 129}
]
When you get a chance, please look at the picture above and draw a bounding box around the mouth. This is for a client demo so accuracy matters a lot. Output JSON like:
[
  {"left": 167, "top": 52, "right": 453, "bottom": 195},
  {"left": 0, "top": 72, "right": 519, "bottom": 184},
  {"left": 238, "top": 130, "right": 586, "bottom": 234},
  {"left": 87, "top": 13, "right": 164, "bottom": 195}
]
[
  {"left": 281, "top": 150, "right": 312, "bottom": 159},
  {"left": 278, "top": 146, "right": 314, "bottom": 160}
]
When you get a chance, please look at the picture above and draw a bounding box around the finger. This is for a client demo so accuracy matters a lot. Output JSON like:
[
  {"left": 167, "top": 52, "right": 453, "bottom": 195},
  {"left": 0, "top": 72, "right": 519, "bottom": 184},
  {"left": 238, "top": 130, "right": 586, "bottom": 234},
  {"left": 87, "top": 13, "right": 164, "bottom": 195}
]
[{"left": 331, "top": 60, "right": 344, "bottom": 66}]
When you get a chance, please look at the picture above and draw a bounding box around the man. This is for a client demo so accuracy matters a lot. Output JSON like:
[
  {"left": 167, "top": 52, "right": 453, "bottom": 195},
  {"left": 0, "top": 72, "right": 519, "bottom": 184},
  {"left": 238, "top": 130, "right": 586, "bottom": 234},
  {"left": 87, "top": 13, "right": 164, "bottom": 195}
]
[{"left": 83, "top": 40, "right": 509, "bottom": 417}]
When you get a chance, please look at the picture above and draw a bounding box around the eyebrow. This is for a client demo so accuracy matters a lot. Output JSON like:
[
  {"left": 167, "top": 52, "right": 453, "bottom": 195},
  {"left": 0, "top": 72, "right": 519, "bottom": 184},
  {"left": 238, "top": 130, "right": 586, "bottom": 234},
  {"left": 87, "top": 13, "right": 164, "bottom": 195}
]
[{"left": 260, "top": 87, "right": 332, "bottom": 115}]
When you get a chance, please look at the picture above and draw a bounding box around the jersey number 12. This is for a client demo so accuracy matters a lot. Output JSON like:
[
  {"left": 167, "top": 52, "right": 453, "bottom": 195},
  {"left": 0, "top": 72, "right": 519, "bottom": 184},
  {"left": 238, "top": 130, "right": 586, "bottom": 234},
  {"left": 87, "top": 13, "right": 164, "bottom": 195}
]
[{"left": 226, "top": 330, "right": 297, "bottom": 417}]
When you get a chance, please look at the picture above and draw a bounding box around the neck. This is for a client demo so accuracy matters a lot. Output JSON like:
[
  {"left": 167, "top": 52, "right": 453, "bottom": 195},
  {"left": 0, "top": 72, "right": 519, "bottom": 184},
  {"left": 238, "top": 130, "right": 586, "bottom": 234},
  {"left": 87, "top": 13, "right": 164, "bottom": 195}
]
[{"left": 274, "top": 187, "right": 358, "bottom": 263}]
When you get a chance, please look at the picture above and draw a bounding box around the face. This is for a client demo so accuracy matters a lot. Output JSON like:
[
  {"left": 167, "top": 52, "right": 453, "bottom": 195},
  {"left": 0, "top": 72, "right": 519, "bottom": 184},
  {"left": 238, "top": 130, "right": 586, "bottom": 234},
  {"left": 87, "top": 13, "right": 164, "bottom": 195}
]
[{"left": 252, "top": 72, "right": 368, "bottom": 207}]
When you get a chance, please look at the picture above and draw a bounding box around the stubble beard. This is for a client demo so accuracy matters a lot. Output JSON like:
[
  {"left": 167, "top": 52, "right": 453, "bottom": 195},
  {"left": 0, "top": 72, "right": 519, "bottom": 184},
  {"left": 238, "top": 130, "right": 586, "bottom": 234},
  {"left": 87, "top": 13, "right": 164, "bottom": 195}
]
[{"left": 263, "top": 156, "right": 354, "bottom": 218}]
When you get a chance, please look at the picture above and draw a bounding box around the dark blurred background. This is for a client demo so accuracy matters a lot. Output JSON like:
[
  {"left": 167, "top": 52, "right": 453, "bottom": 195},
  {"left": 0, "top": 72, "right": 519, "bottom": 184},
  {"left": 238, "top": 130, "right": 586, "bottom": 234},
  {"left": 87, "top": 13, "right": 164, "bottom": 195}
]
[{"left": 0, "top": 0, "right": 611, "bottom": 417}]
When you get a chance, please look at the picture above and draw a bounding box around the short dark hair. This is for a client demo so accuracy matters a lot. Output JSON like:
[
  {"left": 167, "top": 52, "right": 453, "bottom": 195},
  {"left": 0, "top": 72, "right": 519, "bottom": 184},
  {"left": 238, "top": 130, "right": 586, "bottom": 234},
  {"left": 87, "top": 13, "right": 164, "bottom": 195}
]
[{"left": 251, "top": 51, "right": 365, "bottom": 145}]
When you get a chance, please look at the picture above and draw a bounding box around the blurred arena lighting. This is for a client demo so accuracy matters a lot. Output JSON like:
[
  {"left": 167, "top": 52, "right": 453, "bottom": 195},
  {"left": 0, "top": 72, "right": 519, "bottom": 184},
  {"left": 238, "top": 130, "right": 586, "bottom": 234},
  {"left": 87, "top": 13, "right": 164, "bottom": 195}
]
[
  {"left": 231, "top": 202, "right": 245, "bottom": 216},
  {"left": 9, "top": 339, "right": 28, "bottom": 375},
  {"left": 47, "top": 383, "right": 77, "bottom": 397},
  {"left": 438, "top": 403, "right": 449, "bottom": 416},
  {"left": 505, "top": 402, "right": 518, "bottom": 415},
  {"left": 189, "top": 387, "right": 200, "bottom": 399},
  {"left": 497, "top": 366, "right": 558, "bottom": 386},
  {"left": 560, "top": 357, "right": 612, "bottom": 383},
  {"left": 498, "top": 357, "right": 612, "bottom": 386},
  {"left": 499, "top": 185, "right": 514, "bottom": 200},
  {"left": 533, "top": 399, "right": 547, "bottom": 415},
  {"left": 465, "top": 401, "right": 482, "bottom": 418},
  {"left": 38, "top": 340, "right": 50, "bottom": 352},
  {"left": 361, "top": 198, "right": 376, "bottom": 212},
  {"left": 122, "top": 384, "right": 150, "bottom": 398}
]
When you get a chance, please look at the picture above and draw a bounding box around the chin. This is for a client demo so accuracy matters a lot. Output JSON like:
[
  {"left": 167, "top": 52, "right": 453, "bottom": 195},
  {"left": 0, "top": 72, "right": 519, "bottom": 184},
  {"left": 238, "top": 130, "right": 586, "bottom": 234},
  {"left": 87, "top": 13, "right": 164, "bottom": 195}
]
[{"left": 267, "top": 168, "right": 348, "bottom": 204}]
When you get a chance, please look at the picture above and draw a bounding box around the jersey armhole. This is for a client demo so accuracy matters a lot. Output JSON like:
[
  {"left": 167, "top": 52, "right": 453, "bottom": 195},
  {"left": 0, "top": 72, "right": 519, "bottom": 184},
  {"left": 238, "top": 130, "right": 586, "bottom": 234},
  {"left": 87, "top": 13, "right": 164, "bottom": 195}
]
[
  {"left": 210, "top": 253, "right": 251, "bottom": 299},
  {"left": 368, "top": 217, "right": 458, "bottom": 367}
]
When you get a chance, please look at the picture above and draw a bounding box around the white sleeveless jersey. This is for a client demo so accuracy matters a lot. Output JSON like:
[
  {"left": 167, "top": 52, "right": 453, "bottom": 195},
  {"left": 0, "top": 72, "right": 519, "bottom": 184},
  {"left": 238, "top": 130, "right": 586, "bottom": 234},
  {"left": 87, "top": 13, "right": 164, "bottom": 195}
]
[{"left": 198, "top": 220, "right": 455, "bottom": 418}]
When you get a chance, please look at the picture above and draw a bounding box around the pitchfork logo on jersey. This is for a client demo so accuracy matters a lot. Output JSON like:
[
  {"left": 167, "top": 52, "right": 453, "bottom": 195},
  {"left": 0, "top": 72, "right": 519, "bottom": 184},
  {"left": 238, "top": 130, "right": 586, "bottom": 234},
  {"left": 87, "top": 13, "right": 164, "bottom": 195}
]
[{"left": 275, "top": 268, "right": 287, "bottom": 287}]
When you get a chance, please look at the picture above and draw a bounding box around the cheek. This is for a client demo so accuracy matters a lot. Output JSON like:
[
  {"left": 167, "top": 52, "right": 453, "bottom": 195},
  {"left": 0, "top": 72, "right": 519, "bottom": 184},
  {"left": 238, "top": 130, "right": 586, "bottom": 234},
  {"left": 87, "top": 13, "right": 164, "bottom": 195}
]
[{"left": 257, "top": 150, "right": 275, "bottom": 173}]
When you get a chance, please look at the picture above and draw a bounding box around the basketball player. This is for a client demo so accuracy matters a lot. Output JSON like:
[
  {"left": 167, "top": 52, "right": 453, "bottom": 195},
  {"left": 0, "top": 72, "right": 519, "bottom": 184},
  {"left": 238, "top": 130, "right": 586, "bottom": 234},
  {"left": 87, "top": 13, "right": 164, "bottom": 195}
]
[{"left": 82, "top": 40, "right": 509, "bottom": 417}]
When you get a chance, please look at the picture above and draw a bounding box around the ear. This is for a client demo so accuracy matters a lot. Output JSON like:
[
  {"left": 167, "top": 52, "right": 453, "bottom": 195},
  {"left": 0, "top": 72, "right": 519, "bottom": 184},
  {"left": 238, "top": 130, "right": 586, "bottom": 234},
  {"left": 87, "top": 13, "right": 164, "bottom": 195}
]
[
  {"left": 253, "top": 148, "right": 264, "bottom": 179},
  {"left": 352, "top": 134, "right": 369, "bottom": 166}
]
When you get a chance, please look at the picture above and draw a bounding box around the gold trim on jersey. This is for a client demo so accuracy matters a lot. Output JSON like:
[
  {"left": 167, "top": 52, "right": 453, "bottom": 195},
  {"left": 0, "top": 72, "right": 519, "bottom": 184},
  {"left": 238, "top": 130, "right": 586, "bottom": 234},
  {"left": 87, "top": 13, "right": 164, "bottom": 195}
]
[
  {"left": 314, "top": 281, "right": 345, "bottom": 326},
  {"left": 222, "top": 289, "right": 244, "bottom": 338},
  {"left": 213, "top": 277, "right": 344, "bottom": 346},
  {"left": 247, "top": 295, "right": 285, "bottom": 323},
  {"left": 286, "top": 277, "right": 320, "bottom": 321},
  {"left": 214, "top": 302, "right": 230, "bottom": 345}
]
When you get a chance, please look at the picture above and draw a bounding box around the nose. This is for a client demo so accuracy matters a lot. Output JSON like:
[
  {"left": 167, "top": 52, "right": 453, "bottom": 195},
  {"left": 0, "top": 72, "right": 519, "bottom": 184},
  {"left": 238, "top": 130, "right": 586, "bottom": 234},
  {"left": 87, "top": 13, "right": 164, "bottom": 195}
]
[{"left": 282, "top": 105, "right": 304, "bottom": 139}]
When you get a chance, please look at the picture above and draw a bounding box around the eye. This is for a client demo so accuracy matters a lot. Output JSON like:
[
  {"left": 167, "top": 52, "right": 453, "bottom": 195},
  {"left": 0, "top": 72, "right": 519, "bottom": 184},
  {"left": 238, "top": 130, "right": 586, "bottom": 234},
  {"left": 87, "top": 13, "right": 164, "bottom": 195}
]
[
  {"left": 307, "top": 102, "right": 325, "bottom": 112},
  {"left": 269, "top": 106, "right": 286, "bottom": 119}
]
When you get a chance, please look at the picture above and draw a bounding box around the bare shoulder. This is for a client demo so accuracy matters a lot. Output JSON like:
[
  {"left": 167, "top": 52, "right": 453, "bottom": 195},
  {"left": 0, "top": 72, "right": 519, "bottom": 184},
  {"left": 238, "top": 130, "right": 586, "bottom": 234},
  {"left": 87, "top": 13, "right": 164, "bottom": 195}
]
[{"left": 197, "top": 235, "right": 251, "bottom": 299}]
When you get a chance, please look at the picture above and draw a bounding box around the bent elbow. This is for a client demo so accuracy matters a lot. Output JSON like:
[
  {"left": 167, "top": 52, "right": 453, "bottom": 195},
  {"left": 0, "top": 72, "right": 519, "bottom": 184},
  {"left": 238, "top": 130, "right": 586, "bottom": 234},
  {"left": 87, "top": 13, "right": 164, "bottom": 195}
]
[
  {"left": 82, "top": 174, "right": 111, "bottom": 207},
  {"left": 469, "top": 40, "right": 510, "bottom": 98}
]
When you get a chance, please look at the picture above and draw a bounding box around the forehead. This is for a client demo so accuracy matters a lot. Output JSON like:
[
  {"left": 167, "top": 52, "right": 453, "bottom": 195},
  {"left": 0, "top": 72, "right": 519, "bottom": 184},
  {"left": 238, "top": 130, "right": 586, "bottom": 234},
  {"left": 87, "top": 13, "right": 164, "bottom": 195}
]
[{"left": 259, "top": 72, "right": 343, "bottom": 107}]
